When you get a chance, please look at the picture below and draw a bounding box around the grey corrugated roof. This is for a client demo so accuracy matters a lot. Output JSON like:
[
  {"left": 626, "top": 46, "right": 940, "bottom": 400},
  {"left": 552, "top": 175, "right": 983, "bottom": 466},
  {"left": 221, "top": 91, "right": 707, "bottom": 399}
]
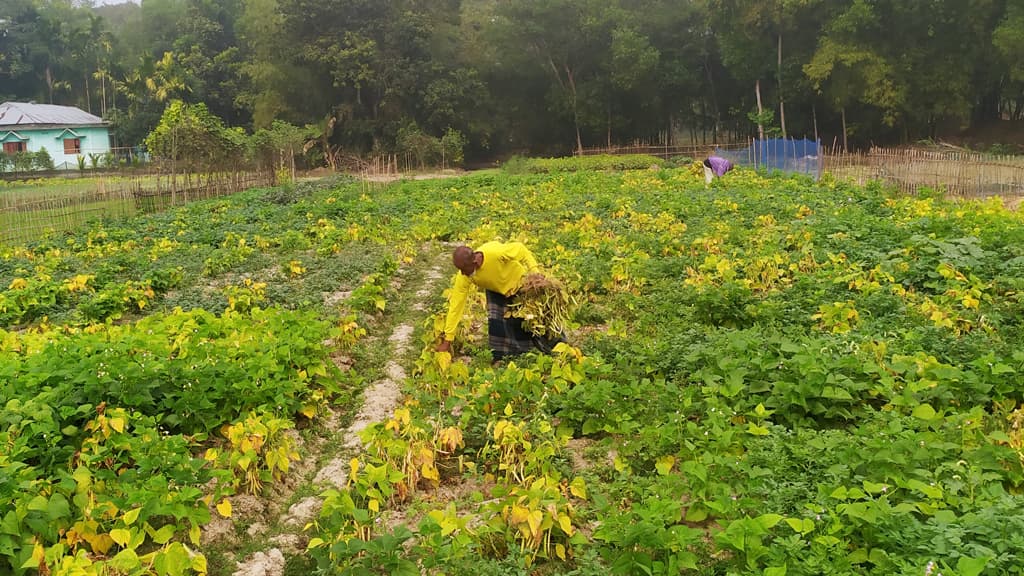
[{"left": 0, "top": 102, "right": 106, "bottom": 126}]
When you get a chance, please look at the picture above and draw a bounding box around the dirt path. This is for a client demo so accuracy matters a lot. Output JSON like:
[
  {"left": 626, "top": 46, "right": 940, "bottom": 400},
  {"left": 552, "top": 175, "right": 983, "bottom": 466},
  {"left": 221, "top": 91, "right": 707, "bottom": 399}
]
[{"left": 225, "top": 248, "right": 449, "bottom": 576}]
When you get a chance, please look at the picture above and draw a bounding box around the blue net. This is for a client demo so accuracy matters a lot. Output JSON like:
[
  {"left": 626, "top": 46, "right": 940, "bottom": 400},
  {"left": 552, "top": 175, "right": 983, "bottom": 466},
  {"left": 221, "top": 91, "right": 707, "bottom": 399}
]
[{"left": 714, "top": 138, "right": 822, "bottom": 179}]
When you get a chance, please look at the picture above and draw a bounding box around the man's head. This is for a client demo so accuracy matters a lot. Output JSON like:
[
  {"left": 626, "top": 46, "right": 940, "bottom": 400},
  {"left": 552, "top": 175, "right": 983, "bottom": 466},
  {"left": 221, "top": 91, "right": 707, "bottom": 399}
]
[{"left": 452, "top": 245, "right": 482, "bottom": 276}]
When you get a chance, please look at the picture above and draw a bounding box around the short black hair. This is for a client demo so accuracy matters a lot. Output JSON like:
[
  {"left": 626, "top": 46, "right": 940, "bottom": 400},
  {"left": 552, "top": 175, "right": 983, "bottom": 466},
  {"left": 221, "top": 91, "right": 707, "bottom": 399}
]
[{"left": 703, "top": 158, "right": 712, "bottom": 168}]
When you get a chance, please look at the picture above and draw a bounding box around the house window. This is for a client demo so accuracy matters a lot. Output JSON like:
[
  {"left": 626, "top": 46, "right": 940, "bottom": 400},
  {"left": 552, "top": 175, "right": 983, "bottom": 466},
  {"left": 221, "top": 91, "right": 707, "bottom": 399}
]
[
  {"left": 64, "top": 138, "right": 81, "bottom": 154},
  {"left": 3, "top": 141, "right": 27, "bottom": 154}
]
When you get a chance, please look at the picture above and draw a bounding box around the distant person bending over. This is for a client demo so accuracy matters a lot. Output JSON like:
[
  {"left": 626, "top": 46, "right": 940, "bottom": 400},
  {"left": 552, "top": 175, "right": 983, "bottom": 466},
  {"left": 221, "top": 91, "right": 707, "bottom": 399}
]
[
  {"left": 703, "top": 156, "right": 734, "bottom": 184},
  {"left": 437, "top": 241, "right": 563, "bottom": 363}
]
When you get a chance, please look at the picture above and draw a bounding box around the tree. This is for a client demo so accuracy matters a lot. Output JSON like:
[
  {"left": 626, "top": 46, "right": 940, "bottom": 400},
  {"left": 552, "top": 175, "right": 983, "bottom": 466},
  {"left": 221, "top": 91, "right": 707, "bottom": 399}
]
[
  {"left": 491, "top": 0, "right": 618, "bottom": 152},
  {"left": 145, "top": 100, "right": 246, "bottom": 171}
]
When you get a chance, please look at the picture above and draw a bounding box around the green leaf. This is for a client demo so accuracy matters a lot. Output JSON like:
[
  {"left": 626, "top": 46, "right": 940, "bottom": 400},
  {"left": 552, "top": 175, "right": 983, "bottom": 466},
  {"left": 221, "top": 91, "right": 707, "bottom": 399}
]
[
  {"left": 756, "top": 513, "right": 784, "bottom": 529},
  {"left": 2, "top": 511, "right": 21, "bottom": 536},
  {"left": 155, "top": 542, "right": 191, "bottom": 576},
  {"left": 862, "top": 480, "right": 887, "bottom": 494},
  {"left": 847, "top": 548, "right": 869, "bottom": 564},
  {"left": 987, "top": 431, "right": 1012, "bottom": 443},
  {"left": 785, "top": 517, "right": 814, "bottom": 534},
  {"left": 765, "top": 566, "right": 787, "bottom": 576},
  {"left": 47, "top": 493, "right": 70, "bottom": 521},
  {"left": 109, "top": 548, "right": 141, "bottom": 571},
  {"left": 151, "top": 523, "right": 177, "bottom": 545},
  {"left": 992, "top": 363, "right": 1016, "bottom": 375},
  {"left": 747, "top": 423, "right": 770, "bottom": 436},
  {"left": 685, "top": 505, "right": 708, "bottom": 523},
  {"left": 906, "top": 479, "right": 942, "bottom": 499},
  {"left": 956, "top": 557, "right": 990, "bottom": 576},
  {"left": 912, "top": 403, "right": 937, "bottom": 420},
  {"left": 26, "top": 495, "right": 48, "bottom": 512}
]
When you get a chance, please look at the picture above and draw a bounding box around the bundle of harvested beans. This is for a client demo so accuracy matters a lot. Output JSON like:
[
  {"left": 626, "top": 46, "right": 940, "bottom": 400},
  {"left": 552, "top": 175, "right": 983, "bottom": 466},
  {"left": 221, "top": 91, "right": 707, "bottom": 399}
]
[{"left": 508, "top": 273, "right": 576, "bottom": 338}]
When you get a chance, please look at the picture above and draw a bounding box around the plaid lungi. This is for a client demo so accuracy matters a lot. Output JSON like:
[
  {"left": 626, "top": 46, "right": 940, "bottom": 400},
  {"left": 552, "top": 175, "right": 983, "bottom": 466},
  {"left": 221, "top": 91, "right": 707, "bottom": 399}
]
[{"left": 486, "top": 290, "right": 564, "bottom": 362}]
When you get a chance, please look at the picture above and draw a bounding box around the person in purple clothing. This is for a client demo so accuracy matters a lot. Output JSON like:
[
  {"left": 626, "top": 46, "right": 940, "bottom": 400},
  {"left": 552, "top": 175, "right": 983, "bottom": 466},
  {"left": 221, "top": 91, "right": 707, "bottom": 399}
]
[{"left": 703, "top": 156, "right": 734, "bottom": 185}]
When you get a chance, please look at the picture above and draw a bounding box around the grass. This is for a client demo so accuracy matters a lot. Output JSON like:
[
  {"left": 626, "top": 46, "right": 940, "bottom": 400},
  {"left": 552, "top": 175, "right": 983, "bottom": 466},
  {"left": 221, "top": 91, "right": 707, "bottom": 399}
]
[
  {"left": 0, "top": 197, "right": 137, "bottom": 244},
  {"left": 0, "top": 172, "right": 268, "bottom": 245}
]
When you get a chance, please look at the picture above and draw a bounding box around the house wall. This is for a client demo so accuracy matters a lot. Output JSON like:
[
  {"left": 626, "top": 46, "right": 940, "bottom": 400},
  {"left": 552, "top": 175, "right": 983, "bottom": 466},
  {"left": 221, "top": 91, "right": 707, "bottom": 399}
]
[{"left": 21, "top": 126, "right": 112, "bottom": 169}]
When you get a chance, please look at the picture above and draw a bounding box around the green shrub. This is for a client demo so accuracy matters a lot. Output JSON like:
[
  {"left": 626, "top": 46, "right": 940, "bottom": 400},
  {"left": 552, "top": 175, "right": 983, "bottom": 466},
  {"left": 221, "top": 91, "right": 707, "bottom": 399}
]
[{"left": 500, "top": 154, "right": 663, "bottom": 174}]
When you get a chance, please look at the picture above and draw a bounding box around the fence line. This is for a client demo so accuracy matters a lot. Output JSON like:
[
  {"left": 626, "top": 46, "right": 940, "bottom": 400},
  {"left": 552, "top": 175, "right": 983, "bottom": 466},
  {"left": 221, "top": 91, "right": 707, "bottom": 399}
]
[
  {"left": 575, "top": 143, "right": 739, "bottom": 160},
  {"left": 1, "top": 171, "right": 272, "bottom": 245},
  {"left": 824, "top": 147, "right": 1024, "bottom": 199}
]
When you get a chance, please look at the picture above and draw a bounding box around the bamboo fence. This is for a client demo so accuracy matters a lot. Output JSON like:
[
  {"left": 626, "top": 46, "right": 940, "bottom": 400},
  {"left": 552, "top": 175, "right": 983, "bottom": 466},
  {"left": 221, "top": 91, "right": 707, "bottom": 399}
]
[
  {"left": 824, "top": 146, "right": 1024, "bottom": 199},
  {"left": 1, "top": 171, "right": 272, "bottom": 245}
]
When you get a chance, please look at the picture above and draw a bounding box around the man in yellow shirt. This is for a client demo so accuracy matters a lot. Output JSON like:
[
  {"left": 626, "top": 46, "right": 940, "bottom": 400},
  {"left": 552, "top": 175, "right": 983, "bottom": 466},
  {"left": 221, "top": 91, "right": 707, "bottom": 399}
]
[{"left": 437, "top": 241, "right": 562, "bottom": 362}]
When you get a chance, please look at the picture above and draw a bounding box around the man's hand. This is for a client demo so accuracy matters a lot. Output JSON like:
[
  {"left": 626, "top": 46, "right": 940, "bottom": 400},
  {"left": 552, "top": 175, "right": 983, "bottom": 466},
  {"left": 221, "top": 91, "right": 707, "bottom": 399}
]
[{"left": 436, "top": 339, "right": 452, "bottom": 353}]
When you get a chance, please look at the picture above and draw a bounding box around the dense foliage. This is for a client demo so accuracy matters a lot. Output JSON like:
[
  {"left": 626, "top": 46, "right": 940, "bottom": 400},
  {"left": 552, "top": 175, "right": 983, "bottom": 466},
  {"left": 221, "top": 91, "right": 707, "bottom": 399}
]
[
  {"left": 3, "top": 166, "right": 1024, "bottom": 574},
  {"left": 2, "top": 0, "right": 1023, "bottom": 158}
]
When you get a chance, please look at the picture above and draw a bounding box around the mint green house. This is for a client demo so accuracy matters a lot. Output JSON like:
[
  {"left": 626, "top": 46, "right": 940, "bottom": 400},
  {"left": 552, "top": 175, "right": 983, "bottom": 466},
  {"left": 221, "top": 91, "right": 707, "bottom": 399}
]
[{"left": 0, "top": 102, "right": 111, "bottom": 170}]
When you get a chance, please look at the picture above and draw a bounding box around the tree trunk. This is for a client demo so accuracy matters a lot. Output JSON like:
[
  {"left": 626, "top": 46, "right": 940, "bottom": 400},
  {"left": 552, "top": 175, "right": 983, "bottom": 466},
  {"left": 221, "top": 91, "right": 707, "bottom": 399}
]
[
  {"left": 607, "top": 104, "right": 612, "bottom": 147},
  {"left": 841, "top": 107, "right": 848, "bottom": 152},
  {"left": 704, "top": 53, "right": 720, "bottom": 140},
  {"left": 755, "top": 80, "right": 765, "bottom": 140},
  {"left": 85, "top": 74, "right": 92, "bottom": 113},
  {"left": 812, "top": 104, "right": 819, "bottom": 144},
  {"left": 46, "top": 66, "right": 54, "bottom": 104},
  {"left": 565, "top": 64, "right": 583, "bottom": 154},
  {"left": 777, "top": 34, "right": 786, "bottom": 139}
]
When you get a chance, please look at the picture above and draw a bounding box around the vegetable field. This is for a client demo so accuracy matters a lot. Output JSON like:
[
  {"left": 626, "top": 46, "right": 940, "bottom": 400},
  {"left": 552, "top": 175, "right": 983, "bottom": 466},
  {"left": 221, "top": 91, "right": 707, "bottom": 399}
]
[{"left": 3, "top": 165, "right": 1024, "bottom": 576}]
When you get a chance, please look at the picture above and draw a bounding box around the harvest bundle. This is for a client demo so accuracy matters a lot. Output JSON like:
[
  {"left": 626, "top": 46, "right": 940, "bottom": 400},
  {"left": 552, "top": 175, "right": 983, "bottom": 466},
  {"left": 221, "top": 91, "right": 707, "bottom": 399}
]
[{"left": 508, "top": 273, "right": 576, "bottom": 338}]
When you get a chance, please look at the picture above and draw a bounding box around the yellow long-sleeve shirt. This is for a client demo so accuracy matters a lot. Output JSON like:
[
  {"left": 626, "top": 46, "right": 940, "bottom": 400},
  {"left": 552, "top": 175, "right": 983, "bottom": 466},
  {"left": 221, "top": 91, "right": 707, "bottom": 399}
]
[{"left": 443, "top": 241, "right": 539, "bottom": 340}]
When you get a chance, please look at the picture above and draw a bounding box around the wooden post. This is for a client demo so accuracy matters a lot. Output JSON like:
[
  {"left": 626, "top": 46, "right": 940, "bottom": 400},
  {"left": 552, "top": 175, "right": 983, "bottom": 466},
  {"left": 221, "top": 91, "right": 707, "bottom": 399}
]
[{"left": 755, "top": 80, "right": 765, "bottom": 141}]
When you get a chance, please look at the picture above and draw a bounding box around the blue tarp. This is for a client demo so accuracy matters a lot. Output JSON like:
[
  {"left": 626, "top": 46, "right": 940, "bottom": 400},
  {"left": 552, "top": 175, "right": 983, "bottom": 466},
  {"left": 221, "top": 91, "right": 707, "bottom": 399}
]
[{"left": 715, "top": 138, "right": 822, "bottom": 179}]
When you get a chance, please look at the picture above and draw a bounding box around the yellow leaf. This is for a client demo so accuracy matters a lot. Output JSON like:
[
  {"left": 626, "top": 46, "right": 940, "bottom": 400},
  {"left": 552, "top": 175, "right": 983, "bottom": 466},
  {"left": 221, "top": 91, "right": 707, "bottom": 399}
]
[
  {"left": 350, "top": 457, "right": 361, "bottom": 478},
  {"left": 369, "top": 498, "right": 380, "bottom": 513},
  {"left": 436, "top": 351, "right": 452, "bottom": 372},
  {"left": 189, "top": 523, "right": 201, "bottom": 545},
  {"left": 191, "top": 554, "right": 208, "bottom": 574},
  {"left": 29, "top": 541, "right": 45, "bottom": 565},
  {"left": 216, "top": 499, "right": 232, "bottom": 518},
  {"left": 300, "top": 404, "right": 317, "bottom": 419},
  {"left": 509, "top": 504, "right": 530, "bottom": 525},
  {"left": 90, "top": 533, "right": 115, "bottom": 555},
  {"left": 108, "top": 417, "right": 125, "bottom": 433},
  {"left": 569, "top": 477, "right": 588, "bottom": 499},
  {"left": 122, "top": 507, "right": 141, "bottom": 526},
  {"left": 555, "top": 543, "right": 567, "bottom": 560},
  {"left": 110, "top": 528, "right": 131, "bottom": 547},
  {"left": 526, "top": 510, "right": 543, "bottom": 538},
  {"left": 421, "top": 462, "right": 440, "bottom": 482},
  {"left": 557, "top": 513, "right": 574, "bottom": 536},
  {"left": 307, "top": 537, "right": 325, "bottom": 549}
]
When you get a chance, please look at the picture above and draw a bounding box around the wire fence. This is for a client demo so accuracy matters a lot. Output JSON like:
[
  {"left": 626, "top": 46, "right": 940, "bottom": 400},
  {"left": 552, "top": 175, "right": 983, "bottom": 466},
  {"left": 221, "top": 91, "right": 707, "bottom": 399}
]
[
  {"left": 576, "top": 141, "right": 1024, "bottom": 200},
  {"left": 714, "top": 138, "right": 823, "bottom": 179},
  {"left": 823, "top": 146, "right": 1024, "bottom": 199},
  {"left": 0, "top": 171, "right": 273, "bottom": 245}
]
